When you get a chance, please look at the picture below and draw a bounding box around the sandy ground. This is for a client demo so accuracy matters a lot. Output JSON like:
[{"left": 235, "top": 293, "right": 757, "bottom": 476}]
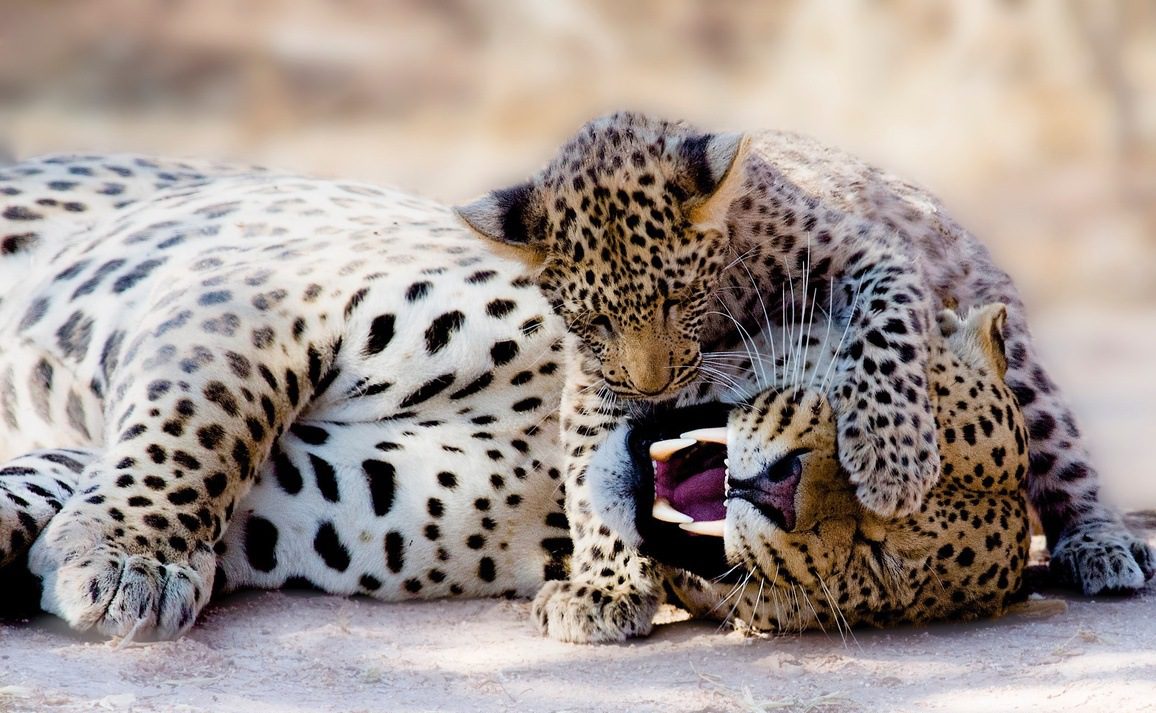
[{"left": 1, "top": 532, "right": 1154, "bottom": 713}]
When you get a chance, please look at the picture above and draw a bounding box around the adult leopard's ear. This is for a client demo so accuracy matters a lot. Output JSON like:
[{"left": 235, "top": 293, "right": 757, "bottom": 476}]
[
  {"left": 455, "top": 182, "right": 548, "bottom": 266},
  {"left": 676, "top": 132, "right": 751, "bottom": 234},
  {"left": 979, "top": 302, "right": 1010, "bottom": 380},
  {"left": 946, "top": 302, "right": 1009, "bottom": 380}
]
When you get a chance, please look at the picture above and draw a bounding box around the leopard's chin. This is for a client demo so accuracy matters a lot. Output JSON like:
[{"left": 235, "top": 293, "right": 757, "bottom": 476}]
[
  {"left": 598, "top": 357, "right": 701, "bottom": 402},
  {"left": 600, "top": 381, "right": 682, "bottom": 402}
]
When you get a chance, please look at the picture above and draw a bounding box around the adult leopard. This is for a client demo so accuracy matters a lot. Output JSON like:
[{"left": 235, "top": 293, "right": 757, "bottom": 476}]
[
  {"left": 457, "top": 111, "right": 1153, "bottom": 642},
  {"left": 0, "top": 154, "right": 569, "bottom": 637}
]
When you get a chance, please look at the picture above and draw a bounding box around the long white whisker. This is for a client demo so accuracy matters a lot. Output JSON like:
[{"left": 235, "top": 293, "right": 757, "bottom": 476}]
[
  {"left": 712, "top": 563, "right": 745, "bottom": 584},
  {"left": 820, "top": 275, "right": 866, "bottom": 395},
  {"left": 770, "top": 587, "right": 786, "bottom": 631},
  {"left": 737, "top": 259, "right": 774, "bottom": 391},
  {"left": 700, "top": 355, "right": 762, "bottom": 377},
  {"left": 797, "top": 583, "right": 827, "bottom": 637},
  {"left": 792, "top": 239, "right": 813, "bottom": 387},
  {"left": 697, "top": 365, "right": 747, "bottom": 392},
  {"left": 688, "top": 367, "right": 744, "bottom": 383},
  {"left": 707, "top": 303, "right": 763, "bottom": 388},
  {"left": 817, "top": 573, "right": 859, "bottom": 650},
  {"left": 698, "top": 371, "right": 749, "bottom": 400},
  {"left": 784, "top": 259, "right": 797, "bottom": 387},
  {"left": 790, "top": 585, "right": 803, "bottom": 633},
  {"left": 723, "top": 243, "right": 762, "bottom": 271},
  {"left": 709, "top": 570, "right": 752, "bottom": 615},
  {"left": 813, "top": 575, "right": 844, "bottom": 645},
  {"left": 810, "top": 274, "right": 836, "bottom": 390},
  {"left": 720, "top": 573, "right": 753, "bottom": 631},
  {"left": 780, "top": 286, "right": 790, "bottom": 390},
  {"left": 803, "top": 293, "right": 819, "bottom": 386},
  {"left": 722, "top": 286, "right": 768, "bottom": 389},
  {"left": 752, "top": 576, "right": 766, "bottom": 631},
  {"left": 702, "top": 350, "right": 777, "bottom": 367},
  {"left": 796, "top": 270, "right": 818, "bottom": 387}
]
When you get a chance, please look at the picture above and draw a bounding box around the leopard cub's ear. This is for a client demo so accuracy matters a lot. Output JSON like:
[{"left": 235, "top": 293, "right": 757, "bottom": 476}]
[
  {"left": 455, "top": 181, "right": 547, "bottom": 267},
  {"left": 676, "top": 132, "right": 751, "bottom": 235}
]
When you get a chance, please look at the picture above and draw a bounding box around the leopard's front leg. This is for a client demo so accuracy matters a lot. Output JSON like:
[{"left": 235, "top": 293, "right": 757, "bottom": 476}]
[
  {"left": 29, "top": 282, "right": 332, "bottom": 639},
  {"left": 532, "top": 353, "right": 663, "bottom": 642},
  {"left": 830, "top": 242, "right": 939, "bottom": 517}
]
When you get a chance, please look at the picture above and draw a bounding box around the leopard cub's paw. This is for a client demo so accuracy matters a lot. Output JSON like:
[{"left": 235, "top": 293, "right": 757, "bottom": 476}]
[
  {"left": 851, "top": 473, "right": 928, "bottom": 519},
  {"left": 532, "top": 580, "right": 659, "bottom": 643},
  {"left": 29, "top": 513, "right": 215, "bottom": 640},
  {"left": 839, "top": 425, "right": 938, "bottom": 519},
  {"left": 0, "top": 453, "right": 89, "bottom": 566},
  {"left": 0, "top": 490, "right": 53, "bottom": 567},
  {"left": 1051, "top": 523, "right": 1155, "bottom": 596}
]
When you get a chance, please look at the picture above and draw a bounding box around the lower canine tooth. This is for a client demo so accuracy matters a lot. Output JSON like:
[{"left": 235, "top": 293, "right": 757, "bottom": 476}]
[
  {"left": 681, "top": 427, "right": 728, "bottom": 444},
  {"left": 679, "top": 519, "right": 726, "bottom": 537},
  {"left": 649, "top": 437, "right": 696, "bottom": 462},
  {"left": 652, "top": 498, "right": 694, "bottom": 524}
]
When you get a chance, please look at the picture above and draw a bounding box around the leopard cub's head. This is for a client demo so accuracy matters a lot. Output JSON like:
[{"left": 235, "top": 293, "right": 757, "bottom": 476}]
[{"left": 456, "top": 112, "right": 749, "bottom": 398}]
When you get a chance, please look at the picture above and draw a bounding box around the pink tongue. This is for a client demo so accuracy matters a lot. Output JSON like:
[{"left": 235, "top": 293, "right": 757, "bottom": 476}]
[{"left": 655, "top": 463, "right": 727, "bottom": 521}]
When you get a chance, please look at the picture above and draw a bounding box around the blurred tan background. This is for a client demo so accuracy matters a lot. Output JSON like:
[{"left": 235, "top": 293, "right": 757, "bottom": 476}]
[{"left": 1, "top": 0, "right": 1153, "bottom": 505}]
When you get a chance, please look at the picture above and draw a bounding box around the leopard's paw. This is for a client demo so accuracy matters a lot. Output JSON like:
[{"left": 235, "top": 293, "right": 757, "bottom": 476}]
[
  {"left": 532, "top": 580, "right": 659, "bottom": 643},
  {"left": 1051, "top": 523, "right": 1155, "bottom": 596},
  {"left": 850, "top": 470, "right": 929, "bottom": 520},
  {"left": 837, "top": 420, "right": 938, "bottom": 519},
  {"left": 28, "top": 514, "right": 214, "bottom": 640},
  {"left": 0, "top": 490, "right": 54, "bottom": 567},
  {"left": 0, "top": 452, "right": 87, "bottom": 566}
]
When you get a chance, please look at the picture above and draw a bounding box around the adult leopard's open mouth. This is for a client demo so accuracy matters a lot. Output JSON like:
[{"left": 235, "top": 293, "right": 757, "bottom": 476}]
[
  {"left": 649, "top": 428, "right": 728, "bottom": 537},
  {"left": 648, "top": 426, "right": 802, "bottom": 535},
  {"left": 620, "top": 402, "right": 739, "bottom": 582}
]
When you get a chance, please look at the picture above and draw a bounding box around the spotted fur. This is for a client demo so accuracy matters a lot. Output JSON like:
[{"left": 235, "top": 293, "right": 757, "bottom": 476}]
[
  {"left": 0, "top": 155, "right": 571, "bottom": 638},
  {"left": 567, "top": 304, "right": 1032, "bottom": 634},
  {"left": 460, "top": 112, "right": 1154, "bottom": 642},
  {"left": 0, "top": 143, "right": 1142, "bottom": 643}
]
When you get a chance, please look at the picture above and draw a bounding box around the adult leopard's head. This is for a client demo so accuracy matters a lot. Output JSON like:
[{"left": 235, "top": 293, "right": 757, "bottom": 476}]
[
  {"left": 456, "top": 112, "right": 749, "bottom": 398},
  {"left": 588, "top": 303, "right": 1032, "bottom": 631}
]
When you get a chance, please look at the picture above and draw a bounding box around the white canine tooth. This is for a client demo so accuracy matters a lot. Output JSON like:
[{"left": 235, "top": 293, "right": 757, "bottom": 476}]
[
  {"left": 652, "top": 498, "right": 694, "bottom": 524},
  {"left": 679, "top": 519, "right": 727, "bottom": 537},
  {"left": 681, "top": 427, "right": 728, "bottom": 445},
  {"left": 649, "top": 437, "right": 696, "bottom": 462}
]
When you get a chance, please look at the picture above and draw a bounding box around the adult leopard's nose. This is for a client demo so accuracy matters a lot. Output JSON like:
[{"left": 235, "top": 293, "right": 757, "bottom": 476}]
[{"left": 726, "top": 452, "right": 803, "bottom": 531}]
